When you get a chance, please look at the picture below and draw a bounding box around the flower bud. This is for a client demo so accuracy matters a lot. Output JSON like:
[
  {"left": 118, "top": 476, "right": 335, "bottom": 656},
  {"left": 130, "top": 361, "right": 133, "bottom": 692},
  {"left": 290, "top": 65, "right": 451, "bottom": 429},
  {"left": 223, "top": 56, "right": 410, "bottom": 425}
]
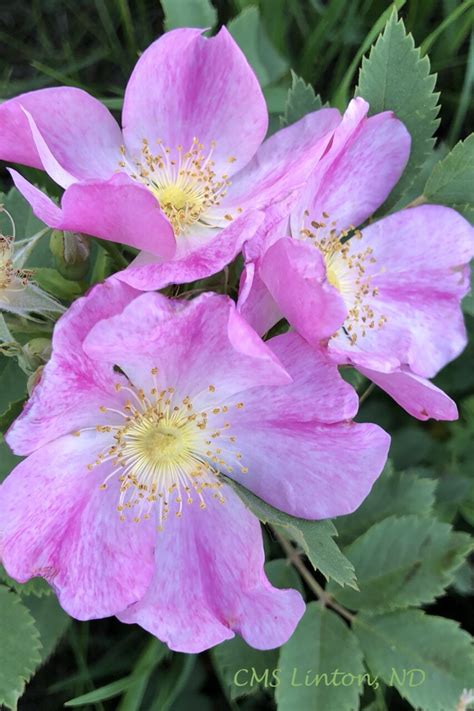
[
  {"left": 50, "top": 230, "right": 90, "bottom": 280},
  {"left": 22, "top": 338, "right": 52, "bottom": 371}
]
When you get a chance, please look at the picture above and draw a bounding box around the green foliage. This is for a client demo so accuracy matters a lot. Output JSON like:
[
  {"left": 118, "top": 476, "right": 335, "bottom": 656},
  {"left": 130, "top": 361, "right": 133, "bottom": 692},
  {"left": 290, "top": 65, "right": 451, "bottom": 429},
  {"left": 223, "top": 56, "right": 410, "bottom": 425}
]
[
  {"left": 161, "top": 0, "right": 217, "bottom": 32},
  {"left": 0, "top": 566, "right": 52, "bottom": 598},
  {"left": 0, "top": 437, "right": 22, "bottom": 483},
  {"left": 335, "top": 462, "right": 437, "bottom": 546},
  {"left": 0, "top": 358, "right": 27, "bottom": 431},
  {"left": 24, "top": 594, "right": 71, "bottom": 664},
  {"left": 211, "top": 559, "right": 303, "bottom": 701},
  {"left": 0, "top": 586, "right": 42, "bottom": 710},
  {"left": 356, "top": 12, "right": 440, "bottom": 211},
  {"left": 280, "top": 71, "right": 324, "bottom": 127},
  {"left": 354, "top": 610, "right": 474, "bottom": 711},
  {"left": 228, "top": 6, "right": 288, "bottom": 88},
  {"left": 33, "top": 267, "right": 85, "bottom": 301},
  {"left": 424, "top": 133, "right": 474, "bottom": 223},
  {"left": 277, "top": 603, "right": 365, "bottom": 711},
  {"left": 228, "top": 479, "right": 357, "bottom": 588},
  {"left": 330, "top": 515, "right": 472, "bottom": 612}
]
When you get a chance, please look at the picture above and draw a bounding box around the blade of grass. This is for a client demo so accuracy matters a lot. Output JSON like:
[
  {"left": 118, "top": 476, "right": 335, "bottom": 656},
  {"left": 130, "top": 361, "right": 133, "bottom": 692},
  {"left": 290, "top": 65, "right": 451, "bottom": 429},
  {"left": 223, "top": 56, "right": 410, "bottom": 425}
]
[
  {"left": 421, "top": 0, "right": 474, "bottom": 55},
  {"left": 448, "top": 31, "right": 474, "bottom": 145}
]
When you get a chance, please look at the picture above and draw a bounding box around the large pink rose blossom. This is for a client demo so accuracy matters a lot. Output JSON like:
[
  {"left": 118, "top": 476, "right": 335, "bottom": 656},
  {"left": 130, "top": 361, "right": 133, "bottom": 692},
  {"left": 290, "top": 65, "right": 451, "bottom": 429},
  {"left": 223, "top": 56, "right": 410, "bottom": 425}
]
[
  {"left": 239, "top": 98, "right": 474, "bottom": 421},
  {"left": 0, "top": 280, "right": 389, "bottom": 652},
  {"left": 0, "top": 28, "right": 341, "bottom": 291}
]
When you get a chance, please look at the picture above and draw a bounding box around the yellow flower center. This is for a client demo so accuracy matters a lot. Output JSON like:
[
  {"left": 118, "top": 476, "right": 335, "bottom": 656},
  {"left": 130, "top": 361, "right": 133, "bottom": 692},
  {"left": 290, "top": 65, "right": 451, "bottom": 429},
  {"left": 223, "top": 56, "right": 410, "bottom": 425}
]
[
  {"left": 77, "top": 369, "right": 248, "bottom": 530},
  {"left": 299, "top": 212, "right": 387, "bottom": 345},
  {"left": 119, "top": 138, "right": 238, "bottom": 236}
]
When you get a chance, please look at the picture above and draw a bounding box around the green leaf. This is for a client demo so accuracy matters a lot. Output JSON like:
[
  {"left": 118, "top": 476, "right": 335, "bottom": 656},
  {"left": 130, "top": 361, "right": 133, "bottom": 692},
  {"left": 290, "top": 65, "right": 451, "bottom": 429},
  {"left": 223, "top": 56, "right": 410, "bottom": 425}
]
[
  {"left": 227, "top": 479, "right": 357, "bottom": 588},
  {"left": 33, "top": 267, "right": 84, "bottom": 300},
  {"left": 356, "top": 11, "right": 440, "bottom": 211},
  {"left": 0, "top": 585, "right": 42, "bottom": 710},
  {"left": 0, "top": 358, "right": 27, "bottom": 433},
  {"left": 335, "top": 462, "right": 436, "bottom": 546},
  {"left": 452, "top": 559, "right": 474, "bottom": 596},
  {"left": 0, "top": 565, "right": 52, "bottom": 598},
  {"left": 276, "top": 603, "right": 365, "bottom": 711},
  {"left": 332, "top": 0, "right": 407, "bottom": 109},
  {"left": 212, "top": 637, "right": 278, "bottom": 701},
  {"left": 228, "top": 6, "right": 288, "bottom": 88},
  {"left": 24, "top": 593, "right": 70, "bottom": 664},
  {"left": 330, "top": 515, "right": 473, "bottom": 612},
  {"left": 0, "top": 399, "right": 24, "bottom": 432},
  {"left": 211, "top": 559, "right": 302, "bottom": 701},
  {"left": 161, "top": 0, "right": 217, "bottom": 31},
  {"left": 265, "top": 558, "right": 305, "bottom": 597},
  {"left": 423, "top": 134, "right": 474, "bottom": 223},
  {"left": 0, "top": 436, "right": 22, "bottom": 484},
  {"left": 354, "top": 610, "right": 474, "bottom": 711},
  {"left": 280, "top": 71, "right": 323, "bottom": 127}
]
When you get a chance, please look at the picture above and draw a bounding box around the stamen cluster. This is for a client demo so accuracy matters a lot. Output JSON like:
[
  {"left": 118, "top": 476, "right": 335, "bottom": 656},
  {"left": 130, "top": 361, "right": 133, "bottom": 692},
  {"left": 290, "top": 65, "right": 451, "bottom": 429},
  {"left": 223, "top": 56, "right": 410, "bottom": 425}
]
[
  {"left": 77, "top": 368, "right": 248, "bottom": 530},
  {"left": 120, "top": 138, "right": 236, "bottom": 235},
  {"left": 300, "top": 211, "right": 387, "bottom": 345}
]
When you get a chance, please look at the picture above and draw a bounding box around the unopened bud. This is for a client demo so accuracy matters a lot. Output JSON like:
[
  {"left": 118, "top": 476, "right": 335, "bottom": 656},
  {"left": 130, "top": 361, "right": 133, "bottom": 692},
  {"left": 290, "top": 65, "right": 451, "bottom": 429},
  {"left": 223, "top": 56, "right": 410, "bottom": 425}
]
[
  {"left": 22, "top": 338, "right": 52, "bottom": 371},
  {"left": 50, "top": 230, "right": 90, "bottom": 279}
]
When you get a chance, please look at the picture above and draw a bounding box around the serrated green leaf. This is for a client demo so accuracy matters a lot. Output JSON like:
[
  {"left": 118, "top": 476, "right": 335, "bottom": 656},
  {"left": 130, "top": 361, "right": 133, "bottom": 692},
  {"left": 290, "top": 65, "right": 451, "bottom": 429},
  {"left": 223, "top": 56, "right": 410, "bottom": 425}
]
[
  {"left": 280, "top": 71, "right": 324, "bottom": 127},
  {"left": 276, "top": 603, "right": 365, "bottom": 711},
  {"left": 24, "top": 593, "right": 70, "bottom": 663},
  {"left": 335, "top": 463, "right": 436, "bottom": 546},
  {"left": 0, "top": 566, "right": 52, "bottom": 598},
  {"left": 210, "top": 558, "right": 303, "bottom": 701},
  {"left": 452, "top": 559, "right": 474, "bottom": 596},
  {"left": 0, "top": 585, "right": 42, "bottom": 710},
  {"left": 424, "top": 134, "right": 474, "bottom": 223},
  {"left": 354, "top": 610, "right": 474, "bottom": 711},
  {"left": 356, "top": 12, "right": 440, "bottom": 211},
  {"left": 227, "top": 479, "right": 357, "bottom": 588},
  {"left": 161, "top": 0, "right": 217, "bottom": 31},
  {"left": 330, "top": 515, "right": 473, "bottom": 612},
  {"left": 228, "top": 6, "right": 288, "bottom": 88}
]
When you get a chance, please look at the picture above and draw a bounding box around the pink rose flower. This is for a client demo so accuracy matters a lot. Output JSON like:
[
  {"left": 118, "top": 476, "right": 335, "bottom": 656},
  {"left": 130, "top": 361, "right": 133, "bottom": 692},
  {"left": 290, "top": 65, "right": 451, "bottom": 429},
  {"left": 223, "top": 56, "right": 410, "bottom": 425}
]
[
  {"left": 0, "top": 28, "right": 341, "bottom": 291},
  {"left": 0, "top": 280, "right": 389, "bottom": 652},
  {"left": 239, "top": 98, "right": 474, "bottom": 421}
]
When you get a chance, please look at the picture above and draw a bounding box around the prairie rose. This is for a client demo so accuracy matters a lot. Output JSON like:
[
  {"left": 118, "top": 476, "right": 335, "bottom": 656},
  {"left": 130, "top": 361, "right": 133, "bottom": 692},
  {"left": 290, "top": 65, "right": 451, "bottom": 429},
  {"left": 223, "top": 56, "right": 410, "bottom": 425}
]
[
  {"left": 239, "top": 98, "right": 474, "bottom": 421},
  {"left": 0, "top": 28, "right": 341, "bottom": 291},
  {"left": 0, "top": 281, "right": 389, "bottom": 652}
]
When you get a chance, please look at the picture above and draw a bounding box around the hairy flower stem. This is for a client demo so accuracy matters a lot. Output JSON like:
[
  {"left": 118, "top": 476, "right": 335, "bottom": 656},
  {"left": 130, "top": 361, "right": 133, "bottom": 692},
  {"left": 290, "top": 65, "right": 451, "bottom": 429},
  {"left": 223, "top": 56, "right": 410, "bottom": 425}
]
[{"left": 272, "top": 527, "right": 355, "bottom": 622}]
